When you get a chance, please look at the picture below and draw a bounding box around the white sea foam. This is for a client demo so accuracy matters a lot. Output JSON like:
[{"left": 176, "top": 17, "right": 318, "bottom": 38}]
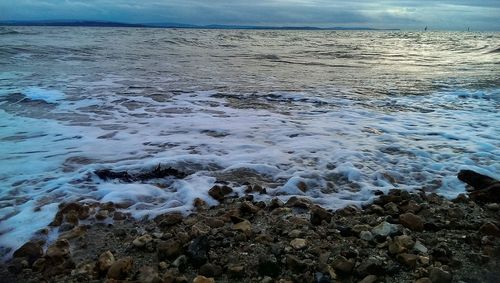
[{"left": 22, "top": 87, "right": 65, "bottom": 103}]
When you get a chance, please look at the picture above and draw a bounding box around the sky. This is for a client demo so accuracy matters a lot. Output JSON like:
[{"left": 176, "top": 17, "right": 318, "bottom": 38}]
[{"left": 1, "top": 0, "right": 499, "bottom": 30}]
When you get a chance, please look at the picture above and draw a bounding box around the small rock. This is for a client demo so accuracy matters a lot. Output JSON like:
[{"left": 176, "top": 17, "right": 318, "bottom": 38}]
[
  {"left": 419, "top": 256, "right": 430, "bottom": 265},
  {"left": 360, "top": 231, "right": 373, "bottom": 242},
  {"left": 414, "top": 241, "right": 428, "bottom": 254},
  {"left": 415, "top": 278, "right": 432, "bottom": 283},
  {"left": 261, "top": 276, "right": 273, "bottom": 283},
  {"left": 232, "top": 220, "right": 252, "bottom": 234},
  {"left": 133, "top": 234, "right": 153, "bottom": 248},
  {"left": 156, "top": 213, "right": 183, "bottom": 227},
  {"left": 59, "top": 225, "right": 87, "bottom": 240},
  {"left": 269, "top": 198, "right": 284, "bottom": 210},
  {"left": 187, "top": 236, "right": 209, "bottom": 267},
  {"left": 138, "top": 266, "right": 160, "bottom": 283},
  {"left": 208, "top": 185, "right": 233, "bottom": 201},
  {"left": 315, "top": 272, "right": 332, "bottom": 283},
  {"left": 356, "top": 259, "right": 384, "bottom": 277},
  {"left": 107, "top": 257, "right": 133, "bottom": 280},
  {"left": 397, "top": 253, "right": 418, "bottom": 269},
  {"left": 332, "top": 257, "right": 354, "bottom": 275},
  {"left": 388, "top": 235, "right": 415, "bottom": 254},
  {"left": 296, "top": 181, "right": 308, "bottom": 192},
  {"left": 384, "top": 202, "right": 399, "bottom": 215},
  {"left": 13, "top": 241, "right": 43, "bottom": 265},
  {"left": 485, "top": 203, "right": 499, "bottom": 211},
  {"left": 191, "top": 222, "right": 211, "bottom": 237},
  {"left": 257, "top": 254, "right": 281, "bottom": 277},
  {"left": 97, "top": 250, "right": 115, "bottom": 273},
  {"left": 285, "top": 197, "right": 312, "bottom": 208},
  {"left": 157, "top": 240, "right": 182, "bottom": 260},
  {"left": 199, "top": 263, "right": 222, "bottom": 277},
  {"left": 399, "top": 213, "right": 424, "bottom": 232},
  {"left": 371, "top": 221, "right": 400, "bottom": 238},
  {"left": 359, "top": 275, "right": 377, "bottom": 283},
  {"left": 193, "top": 275, "right": 215, "bottom": 283},
  {"left": 479, "top": 222, "right": 500, "bottom": 237},
  {"left": 113, "top": 211, "right": 127, "bottom": 220},
  {"left": 288, "top": 229, "right": 302, "bottom": 238},
  {"left": 429, "top": 267, "right": 452, "bottom": 283},
  {"left": 240, "top": 201, "right": 260, "bottom": 214},
  {"left": 205, "top": 217, "right": 225, "bottom": 228},
  {"left": 95, "top": 209, "right": 109, "bottom": 220},
  {"left": 290, "top": 238, "right": 307, "bottom": 250},
  {"left": 286, "top": 254, "right": 307, "bottom": 272},
  {"left": 46, "top": 239, "right": 71, "bottom": 260},
  {"left": 228, "top": 265, "right": 245, "bottom": 278},
  {"left": 399, "top": 200, "right": 422, "bottom": 213},
  {"left": 172, "top": 255, "right": 188, "bottom": 270}
]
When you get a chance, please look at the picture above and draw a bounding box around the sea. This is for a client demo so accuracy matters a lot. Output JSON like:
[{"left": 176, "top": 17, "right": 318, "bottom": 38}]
[{"left": 0, "top": 26, "right": 499, "bottom": 257}]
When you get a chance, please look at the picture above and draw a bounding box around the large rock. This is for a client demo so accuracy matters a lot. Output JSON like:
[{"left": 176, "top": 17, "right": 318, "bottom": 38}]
[
  {"left": 356, "top": 259, "right": 385, "bottom": 277},
  {"left": 157, "top": 240, "right": 183, "bottom": 260},
  {"left": 257, "top": 254, "right": 281, "bottom": 277},
  {"left": 155, "top": 213, "right": 183, "bottom": 227},
  {"left": 332, "top": 257, "right": 354, "bottom": 275},
  {"left": 371, "top": 221, "right": 400, "bottom": 238},
  {"left": 388, "top": 235, "right": 415, "bottom": 255},
  {"left": 208, "top": 185, "right": 233, "bottom": 201},
  {"left": 399, "top": 213, "right": 424, "bottom": 232},
  {"left": 397, "top": 253, "right": 418, "bottom": 269},
  {"left": 458, "top": 170, "right": 500, "bottom": 203},
  {"left": 310, "top": 205, "right": 332, "bottom": 225},
  {"left": 107, "top": 257, "right": 133, "bottom": 280},
  {"left": 187, "top": 236, "right": 209, "bottom": 267},
  {"left": 428, "top": 267, "right": 452, "bottom": 283},
  {"left": 13, "top": 241, "right": 43, "bottom": 265},
  {"left": 479, "top": 222, "right": 500, "bottom": 237},
  {"left": 97, "top": 250, "right": 115, "bottom": 273}
]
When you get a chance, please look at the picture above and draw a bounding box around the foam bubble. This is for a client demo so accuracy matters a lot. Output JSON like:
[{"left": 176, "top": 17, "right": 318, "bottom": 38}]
[{"left": 22, "top": 87, "right": 65, "bottom": 103}]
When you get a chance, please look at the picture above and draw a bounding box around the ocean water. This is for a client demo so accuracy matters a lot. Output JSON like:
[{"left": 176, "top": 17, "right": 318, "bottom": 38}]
[{"left": 0, "top": 26, "right": 499, "bottom": 256}]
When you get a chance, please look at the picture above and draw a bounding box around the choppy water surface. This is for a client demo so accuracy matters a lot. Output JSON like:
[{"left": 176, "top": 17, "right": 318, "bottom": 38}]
[{"left": 0, "top": 27, "right": 499, "bottom": 255}]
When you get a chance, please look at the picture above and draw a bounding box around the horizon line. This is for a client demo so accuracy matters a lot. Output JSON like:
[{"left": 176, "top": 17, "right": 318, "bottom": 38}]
[{"left": 0, "top": 19, "right": 496, "bottom": 31}]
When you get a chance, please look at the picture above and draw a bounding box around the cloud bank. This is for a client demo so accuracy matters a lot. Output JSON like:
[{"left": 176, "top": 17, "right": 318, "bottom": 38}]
[{"left": 1, "top": 0, "right": 499, "bottom": 30}]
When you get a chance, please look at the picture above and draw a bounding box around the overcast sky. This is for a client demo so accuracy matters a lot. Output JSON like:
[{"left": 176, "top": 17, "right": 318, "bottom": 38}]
[{"left": 1, "top": 0, "right": 499, "bottom": 30}]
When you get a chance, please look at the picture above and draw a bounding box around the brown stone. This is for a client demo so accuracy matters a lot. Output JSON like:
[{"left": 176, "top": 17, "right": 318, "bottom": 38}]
[
  {"left": 290, "top": 238, "right": 307, "bottom": 250},
  {"left": 158, "top": 240, "right": 183, "bottom": 260},
  {"left": 332, "top": 257, "right": 354, "bottom": 275},
  {"left": 107, "top": 257, "right": 133, "bottom": 280},
  {"left": 97, "top": 250, "right": 115, "bottom": 273},
  {"left": 208, "top": 185, "right": 233, "bottom": 201},
  {"left": 388, "top": 235, "right": 415, "bottom": 254},
  {"left": 359, "top": 275, "right": 378, "bottom": 283},
  {"left": 193, "top": 275, "right": 215, "bottom": 283},
  {"left": 310, "top": 205, "right": 333, "bottom": 225},
  {"left": 232, "top": 220, "right": 252, "bottom": 234},
  {"left": 240, "top": 201, "right": 260, "bottom": 214},
  {"left": 399, "top": 213, "right": 424, "bottom": 232},
  {"left": 429, "top": 267, "right": 452, "bottom": 283},
  {"left": 479, "top": 222, "right": 500, "bottom": 237},
  {"left": 46, "top": 239, "right": 71, "bottom": 260},
  {"left": 397, "top": 253, "right": 418, "bottom": 269},
  {"left": 156, "top": 213, "right": 183, "bottom": 227},
  {"left": 138, "top": 266, "right": 160, "bottom": 283},
  {"left": 13, "top": 241, "right": 43, "bottom": 265}
]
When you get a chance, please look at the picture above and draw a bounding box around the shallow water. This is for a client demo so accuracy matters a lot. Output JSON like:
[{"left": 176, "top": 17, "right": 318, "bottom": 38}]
[{"left": 0, "top": 26, "right": 499, "bottom": 256}]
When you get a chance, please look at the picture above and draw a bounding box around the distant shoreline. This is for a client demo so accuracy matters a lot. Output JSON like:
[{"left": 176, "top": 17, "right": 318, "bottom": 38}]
[{"left": 0, "top": 20, "right": 399, "bottom": 31}]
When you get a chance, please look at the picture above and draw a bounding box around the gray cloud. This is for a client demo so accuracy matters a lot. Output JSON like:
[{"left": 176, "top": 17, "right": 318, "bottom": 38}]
[{"left": 1, "top": 0, "right": 499, "bottom": 30}]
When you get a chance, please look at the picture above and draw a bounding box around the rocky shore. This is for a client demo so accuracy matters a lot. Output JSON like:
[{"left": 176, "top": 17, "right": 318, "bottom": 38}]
[{"left": 1, "top": 172, "right": 499, "bottom": 283}]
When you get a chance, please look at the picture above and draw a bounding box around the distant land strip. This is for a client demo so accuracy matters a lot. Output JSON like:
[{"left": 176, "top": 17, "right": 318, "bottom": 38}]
[{"left": 0, "top": 20, "right": 399, "bottom": 31}]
